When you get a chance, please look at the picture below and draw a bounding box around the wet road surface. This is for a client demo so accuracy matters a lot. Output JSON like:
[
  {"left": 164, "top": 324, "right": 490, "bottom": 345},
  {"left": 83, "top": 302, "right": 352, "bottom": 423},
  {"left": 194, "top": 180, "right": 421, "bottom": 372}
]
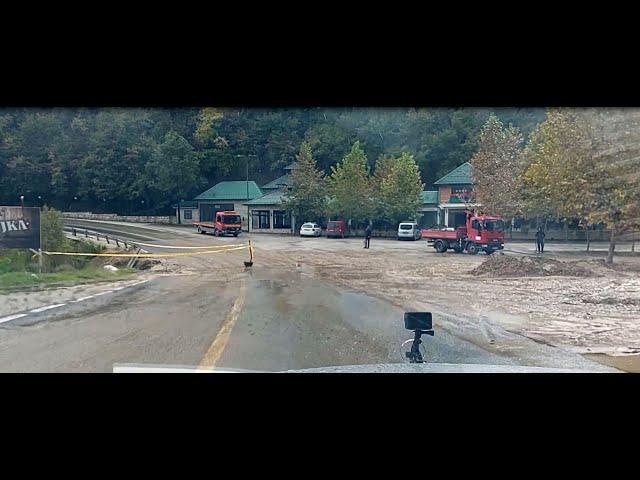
[{"left": 0, "top": 220, "right": 619, "bottom": 372}]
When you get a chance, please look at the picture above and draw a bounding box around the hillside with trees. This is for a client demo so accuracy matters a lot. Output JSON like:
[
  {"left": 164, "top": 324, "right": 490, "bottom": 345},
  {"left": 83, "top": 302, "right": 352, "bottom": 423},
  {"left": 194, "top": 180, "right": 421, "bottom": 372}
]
[{"left": 0, "top": 108, "right": 545, "bottom": 214}]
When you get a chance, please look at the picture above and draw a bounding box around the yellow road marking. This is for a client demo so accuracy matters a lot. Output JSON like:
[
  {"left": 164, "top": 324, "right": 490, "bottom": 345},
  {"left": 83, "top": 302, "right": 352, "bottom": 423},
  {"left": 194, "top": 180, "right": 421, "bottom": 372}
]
[{"left": 199, "top": 282, "right": 247, "bottom": 369}]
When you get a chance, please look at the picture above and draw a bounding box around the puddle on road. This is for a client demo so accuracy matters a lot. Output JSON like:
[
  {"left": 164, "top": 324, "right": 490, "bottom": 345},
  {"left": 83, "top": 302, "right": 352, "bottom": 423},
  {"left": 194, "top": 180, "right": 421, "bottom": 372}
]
[
  {"left": 584, "top": 354, "right": 640, "bottom": 373},
  {"left": 256, "top": 279, "right": 287, "bottom": 294}
]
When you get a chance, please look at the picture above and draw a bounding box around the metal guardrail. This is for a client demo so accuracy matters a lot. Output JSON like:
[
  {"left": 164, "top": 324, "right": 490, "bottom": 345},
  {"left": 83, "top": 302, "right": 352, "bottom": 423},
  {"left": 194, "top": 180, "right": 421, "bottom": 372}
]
[{"left": 63, "top": 226, "right": 144, "bottom": 268}]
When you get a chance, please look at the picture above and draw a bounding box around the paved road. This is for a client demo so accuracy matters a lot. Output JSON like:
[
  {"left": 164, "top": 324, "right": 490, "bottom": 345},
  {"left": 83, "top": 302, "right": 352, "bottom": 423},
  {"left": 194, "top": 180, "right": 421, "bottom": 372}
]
[{"left": 0, "top": 220, "right": 617, "bottom": 372}]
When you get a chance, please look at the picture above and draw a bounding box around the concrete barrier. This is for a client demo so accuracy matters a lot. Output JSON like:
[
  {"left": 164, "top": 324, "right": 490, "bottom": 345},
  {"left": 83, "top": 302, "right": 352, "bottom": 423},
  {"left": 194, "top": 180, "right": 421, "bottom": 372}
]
[{"left": 62, "top": 212, "right": 176, "bottom": 224}]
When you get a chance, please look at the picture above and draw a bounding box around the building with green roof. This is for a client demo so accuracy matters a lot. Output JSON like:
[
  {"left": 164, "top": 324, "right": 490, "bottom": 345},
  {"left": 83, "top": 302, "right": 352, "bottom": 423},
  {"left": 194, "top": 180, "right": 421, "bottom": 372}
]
[
  {"left": 245, "top": 163, "right": 295, "bottom": 233},
  {"left": 419, "top": 190, "right": 440, "bottom": 228},
  {"left": 432, "top": 162, "right": 480, "bottom": 227},
  {"left": 192, "top": 181, "right": 263, "bottom": 230}
]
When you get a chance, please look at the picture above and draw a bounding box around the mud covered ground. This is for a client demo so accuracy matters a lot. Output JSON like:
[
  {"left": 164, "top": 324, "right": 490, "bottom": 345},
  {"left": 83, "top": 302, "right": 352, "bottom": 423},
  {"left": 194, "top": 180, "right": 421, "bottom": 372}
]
[{"left": 248, "top": 237, "right": 640, "bottom": 359}]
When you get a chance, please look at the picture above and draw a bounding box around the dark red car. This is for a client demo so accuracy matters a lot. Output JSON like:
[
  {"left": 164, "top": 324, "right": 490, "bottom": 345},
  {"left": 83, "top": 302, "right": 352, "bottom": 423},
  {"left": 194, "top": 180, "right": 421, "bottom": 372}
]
[{"left": 326, "top": 220, "right": 348, "bottom": 238}]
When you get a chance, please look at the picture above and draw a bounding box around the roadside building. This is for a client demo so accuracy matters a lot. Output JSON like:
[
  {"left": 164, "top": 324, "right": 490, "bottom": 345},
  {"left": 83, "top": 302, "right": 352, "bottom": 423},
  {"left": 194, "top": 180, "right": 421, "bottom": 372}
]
[
  {"left": 244, "top": 163, "right": 295, "bottom": 234},
  {"left": 433, "top": 162, "right": 480, "bottom": 227},
  {"left": 260, "top": 162, "right": 296, "bottom": 192},
  {"left": 194, "top": 181, "right": 263, "bottom": 231},
  {"left": 172, "top": 201, "right": 199, "bottom": 225},
  {"left": 245, "top": 190, "right": 294, "bottom": 234},
  {"left": 418, "top": 191, "right": 439, "bottom": 228}
]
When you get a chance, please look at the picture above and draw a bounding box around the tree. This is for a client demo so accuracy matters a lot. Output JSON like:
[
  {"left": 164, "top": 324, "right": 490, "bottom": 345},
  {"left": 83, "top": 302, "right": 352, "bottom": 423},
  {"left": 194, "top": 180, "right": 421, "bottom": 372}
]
[
  {"left": 282, "top": 141, "right": 326, "bottom": 228},
  {"left": 523, "top": 108, "right": 640, "bottom": 263},
  {"left": 374, "top": 152, "right": 424, "bottom": 226},
  {"left": 579, "top": 108, "right": 640, "bottom": 263},
  {"left": 0, "top": 107, "right": 550, "bottom": 215},
  {"left": 327, "top": 141, "right": 374, "bottom": 226},
  {"left": 144, "top": 131, "right": 200, "bottom": 210},
  {"left": 470, "top": 115, "right": 525, "bottom": 225}
]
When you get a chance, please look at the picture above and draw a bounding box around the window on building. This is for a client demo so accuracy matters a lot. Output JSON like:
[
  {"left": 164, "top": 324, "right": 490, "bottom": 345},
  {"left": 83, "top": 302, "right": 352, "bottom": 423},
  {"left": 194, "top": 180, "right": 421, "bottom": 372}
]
[
  {"left": 183, "top": 209, "right": 192, "bottom": 220},
  {"left": 252, "top": 210, "right": 271, "bottom": 229},
  {"left": 273, "top": 210, "right": 291, "bottom": 229}
]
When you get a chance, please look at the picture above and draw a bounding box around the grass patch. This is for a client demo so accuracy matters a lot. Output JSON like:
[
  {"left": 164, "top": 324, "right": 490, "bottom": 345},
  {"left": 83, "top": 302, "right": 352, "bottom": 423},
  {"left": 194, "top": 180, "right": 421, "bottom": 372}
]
[{"left": 0, "top": 265, "right": 136, "bottom": 292}]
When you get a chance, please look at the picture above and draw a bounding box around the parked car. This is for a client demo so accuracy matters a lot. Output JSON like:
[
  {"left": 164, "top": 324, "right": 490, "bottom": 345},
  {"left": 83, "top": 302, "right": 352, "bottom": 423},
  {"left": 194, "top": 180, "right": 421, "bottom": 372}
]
[
  {"left": 300, "top": 222, "right": 322, "bottom": 237},
  {"left": 326, "top": 220, "right": 348, "bottom": 238},
  {"left": 397, "top": 222, "right": 422, "bottom": 240}
]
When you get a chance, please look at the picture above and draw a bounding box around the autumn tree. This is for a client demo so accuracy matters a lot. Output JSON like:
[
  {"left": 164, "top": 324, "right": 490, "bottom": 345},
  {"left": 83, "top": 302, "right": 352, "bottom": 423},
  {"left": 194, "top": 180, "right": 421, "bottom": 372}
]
[
  {"left": 470, "top": 115, "right": 525, "bottom": 223},
  {"left": 523, "top": 108, "right": 640, "bottom": 263},
  {"left": 579, "top": 108, "right": 640, "bottom": 263}
]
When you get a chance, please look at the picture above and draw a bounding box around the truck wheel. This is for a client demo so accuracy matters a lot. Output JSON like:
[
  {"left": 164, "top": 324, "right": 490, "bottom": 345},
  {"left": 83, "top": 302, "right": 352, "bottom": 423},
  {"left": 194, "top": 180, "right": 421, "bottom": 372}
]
[
  {"left": 434, "top": 240, "right": 447, "bottom": 253},
  {"left": 198, "top": 226, "right": 205, "bottom": 234},
  {"left": 233, "top": 233, "right": 238, "bottom": 237},
  {"left": 466, "top": 243, "right": 479, "bottom": 255}
]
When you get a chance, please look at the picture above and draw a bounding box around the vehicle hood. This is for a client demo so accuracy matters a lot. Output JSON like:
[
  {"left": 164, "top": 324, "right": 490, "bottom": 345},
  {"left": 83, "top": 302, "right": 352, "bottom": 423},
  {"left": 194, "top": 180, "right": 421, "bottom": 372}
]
[{"left": 113, "top": 362, "right": 618, "bottom": 373}]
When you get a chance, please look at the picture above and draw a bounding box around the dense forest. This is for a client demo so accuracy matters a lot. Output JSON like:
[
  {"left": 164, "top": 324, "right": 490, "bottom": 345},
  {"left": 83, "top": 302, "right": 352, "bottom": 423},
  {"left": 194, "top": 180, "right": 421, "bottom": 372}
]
[{"left": 0, "top": 108, "right": 545, "bottom": 214}]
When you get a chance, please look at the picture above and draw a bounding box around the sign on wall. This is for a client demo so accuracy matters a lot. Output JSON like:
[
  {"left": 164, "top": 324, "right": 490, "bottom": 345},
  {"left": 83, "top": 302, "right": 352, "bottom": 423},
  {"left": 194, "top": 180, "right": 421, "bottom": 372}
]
[{"left": 0, "top": 206, "right": 41, "bottom": 249}]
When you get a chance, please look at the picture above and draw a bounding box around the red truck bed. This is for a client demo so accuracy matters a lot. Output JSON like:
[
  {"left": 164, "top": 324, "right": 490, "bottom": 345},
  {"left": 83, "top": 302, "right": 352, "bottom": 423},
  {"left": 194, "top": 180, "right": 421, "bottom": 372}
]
[{"left": 421, "top": 227, "right": 463, "bottom": 240}]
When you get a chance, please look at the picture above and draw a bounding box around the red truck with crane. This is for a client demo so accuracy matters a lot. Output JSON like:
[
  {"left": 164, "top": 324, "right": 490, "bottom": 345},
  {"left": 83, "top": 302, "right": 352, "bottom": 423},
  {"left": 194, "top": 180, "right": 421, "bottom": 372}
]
[
  {"left": 421, "top": 210, "right": 505, "bottom": 255},
  {"left": 194, "top": 211, "right": 242, "bottom": 237}
]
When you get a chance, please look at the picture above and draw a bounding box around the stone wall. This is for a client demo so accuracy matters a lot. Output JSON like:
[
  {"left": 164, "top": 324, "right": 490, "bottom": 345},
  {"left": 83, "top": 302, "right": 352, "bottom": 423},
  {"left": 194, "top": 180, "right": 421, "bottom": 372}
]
[{"left": 63, "top": 212, "right": 176, "bottom": 224}]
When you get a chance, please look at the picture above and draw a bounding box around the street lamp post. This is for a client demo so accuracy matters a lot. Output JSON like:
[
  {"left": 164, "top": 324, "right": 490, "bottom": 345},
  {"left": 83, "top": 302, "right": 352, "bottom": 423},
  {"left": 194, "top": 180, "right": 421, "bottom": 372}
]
[{"left": 236, "top": 154, "right": 257, "bottom": 231}]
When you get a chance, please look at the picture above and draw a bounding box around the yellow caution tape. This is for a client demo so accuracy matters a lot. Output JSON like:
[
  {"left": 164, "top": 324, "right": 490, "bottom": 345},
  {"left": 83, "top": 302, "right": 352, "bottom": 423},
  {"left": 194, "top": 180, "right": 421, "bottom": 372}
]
[
  {"left": 42, "top": 245, "right": 250, "bottom": 258},
  {"left": 123, "top": 241, "right": 248, "bottom": 250}
]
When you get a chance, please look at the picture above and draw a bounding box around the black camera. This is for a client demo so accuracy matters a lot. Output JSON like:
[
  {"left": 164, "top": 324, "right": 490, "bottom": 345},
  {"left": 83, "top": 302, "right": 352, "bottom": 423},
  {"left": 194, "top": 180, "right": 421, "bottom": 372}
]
[{"left": 404, "top": 312, "right": 433, "bottom": 331}]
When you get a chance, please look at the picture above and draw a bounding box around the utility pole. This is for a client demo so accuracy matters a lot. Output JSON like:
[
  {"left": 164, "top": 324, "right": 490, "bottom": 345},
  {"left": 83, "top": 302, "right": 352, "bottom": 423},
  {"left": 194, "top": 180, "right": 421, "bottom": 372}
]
[{"left": 237, "top": 154, "right": 257, "bottom": 232}]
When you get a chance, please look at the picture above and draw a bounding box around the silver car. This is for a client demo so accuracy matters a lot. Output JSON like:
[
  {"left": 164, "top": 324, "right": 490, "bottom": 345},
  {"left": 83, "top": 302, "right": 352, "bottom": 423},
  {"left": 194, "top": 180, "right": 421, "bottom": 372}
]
[
  {"left": 397, "top": 222, "right": 421, "bottom": 240},
  {"left": 300, "top": 222, "right": 322, "bottom": 237}
]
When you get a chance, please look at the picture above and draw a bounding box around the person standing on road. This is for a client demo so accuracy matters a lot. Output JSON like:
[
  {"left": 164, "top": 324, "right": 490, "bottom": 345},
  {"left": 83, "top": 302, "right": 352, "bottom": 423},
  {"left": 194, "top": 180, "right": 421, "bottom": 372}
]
[
  {"left": 535, "top": 227, "right": 546, "bottom": 253},
  {"left": 364, "top": 223, "right": 372, "bottom": 249}
]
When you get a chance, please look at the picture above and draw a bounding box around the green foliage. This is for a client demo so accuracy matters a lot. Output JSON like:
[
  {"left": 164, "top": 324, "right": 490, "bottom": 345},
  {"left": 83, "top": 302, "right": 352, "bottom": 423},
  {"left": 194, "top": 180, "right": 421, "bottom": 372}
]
[
  {"left": 327, "top": 142, "right": 374, "bottom": 224},
  {"left": 0, "top": 265, "right": 135, "bottom": 291},
  {"left": 374, "top": 152, "right": 424, "bottom": 225},
  {"left": 145, "top": 131, "right": 200, "bottom": 209},
  {"left": 0, "top": 249, "right": 34, "bottom": 273},
  {"left": 0, "top": 107, "right": 547, "bottom": 215},
  {"left": 282, "top": 142, "right": 326, "bottom": 226},
  {"left": 41, "top": 206, "right": 65, "bottom": 252}
]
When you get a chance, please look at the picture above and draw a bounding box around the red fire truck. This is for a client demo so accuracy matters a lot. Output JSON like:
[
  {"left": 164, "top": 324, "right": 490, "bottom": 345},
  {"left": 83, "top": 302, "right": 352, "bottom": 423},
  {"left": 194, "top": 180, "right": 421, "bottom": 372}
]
[{"left": 421, "top": 211, "right": 505, "bottom": 255}]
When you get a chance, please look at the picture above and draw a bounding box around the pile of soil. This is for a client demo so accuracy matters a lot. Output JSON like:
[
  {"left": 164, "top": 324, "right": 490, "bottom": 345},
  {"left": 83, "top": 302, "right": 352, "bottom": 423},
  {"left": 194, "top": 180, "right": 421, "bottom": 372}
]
[
  {"left": 471, "top": 254, "right": 595, "bottom": 277},
  {"left": 136, "top": 259, "right": 160, "bottom": 270}
]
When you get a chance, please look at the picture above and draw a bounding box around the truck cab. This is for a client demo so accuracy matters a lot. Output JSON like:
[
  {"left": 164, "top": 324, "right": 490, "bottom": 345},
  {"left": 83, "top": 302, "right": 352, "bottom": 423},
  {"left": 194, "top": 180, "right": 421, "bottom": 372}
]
[
  {"left": 194, "top": 211, "right": 242, "bottom": 237},
  {"left": 464, "top": 215, "right": 505, "bottom": 254},
  {"left": 214, "top": 211, "right": 242, "bottom": 237}
]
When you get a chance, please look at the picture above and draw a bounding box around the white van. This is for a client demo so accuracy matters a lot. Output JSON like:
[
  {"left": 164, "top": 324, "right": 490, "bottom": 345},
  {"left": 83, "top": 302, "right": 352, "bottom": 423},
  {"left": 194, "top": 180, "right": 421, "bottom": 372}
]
[{"left": 397, "top": 222, "right": 421, "bottom": 241}]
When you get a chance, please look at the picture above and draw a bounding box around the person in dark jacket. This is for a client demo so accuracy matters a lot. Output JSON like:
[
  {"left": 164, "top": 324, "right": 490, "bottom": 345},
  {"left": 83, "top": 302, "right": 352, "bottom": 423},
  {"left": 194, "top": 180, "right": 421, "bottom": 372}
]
[
  {"left": 535, "top": 227, "right": 546, "bottom": 253},
  {"left": 364, "top": 224, "right": 372, "bottom": 249}
]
